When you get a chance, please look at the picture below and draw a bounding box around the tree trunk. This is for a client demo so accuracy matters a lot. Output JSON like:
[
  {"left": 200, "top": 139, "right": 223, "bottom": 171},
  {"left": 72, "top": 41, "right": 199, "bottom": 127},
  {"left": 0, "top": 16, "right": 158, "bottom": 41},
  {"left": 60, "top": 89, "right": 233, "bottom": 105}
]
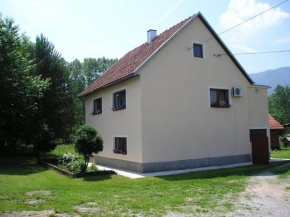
[
  {"left": 84, "top": 155, "right": 90, "bottom": 172},
  {"left": 32, "top": 143, "right": 40, "bottom": 162}
]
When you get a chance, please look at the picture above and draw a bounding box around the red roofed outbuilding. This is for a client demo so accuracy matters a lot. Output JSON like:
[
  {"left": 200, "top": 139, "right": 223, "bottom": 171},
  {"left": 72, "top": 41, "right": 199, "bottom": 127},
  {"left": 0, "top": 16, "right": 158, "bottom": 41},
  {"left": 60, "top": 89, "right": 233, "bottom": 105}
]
[{"left": 269, "top": 114, "right": 284, "bottom": 149}]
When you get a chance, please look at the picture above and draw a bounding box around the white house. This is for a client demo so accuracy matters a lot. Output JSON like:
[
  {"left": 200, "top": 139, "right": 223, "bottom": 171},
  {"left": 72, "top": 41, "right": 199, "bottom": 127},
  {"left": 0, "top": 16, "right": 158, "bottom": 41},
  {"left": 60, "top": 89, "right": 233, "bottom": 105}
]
[{"left": 79, "top": 12, "right": 270, "bottom": 173}]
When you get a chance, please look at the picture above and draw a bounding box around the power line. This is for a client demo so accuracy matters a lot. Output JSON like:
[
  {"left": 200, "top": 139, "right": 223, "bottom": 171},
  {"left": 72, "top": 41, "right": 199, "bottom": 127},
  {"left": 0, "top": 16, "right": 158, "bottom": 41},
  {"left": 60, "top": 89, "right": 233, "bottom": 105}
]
[
  {"left": 214, "top": 50, "right": 290, "bottom": 56},
  {"left": 204, "top": 0, "right": 289, "bottom": 43},
  {"left": 188, "top": 0, "right": 289, "bottom": 50}
]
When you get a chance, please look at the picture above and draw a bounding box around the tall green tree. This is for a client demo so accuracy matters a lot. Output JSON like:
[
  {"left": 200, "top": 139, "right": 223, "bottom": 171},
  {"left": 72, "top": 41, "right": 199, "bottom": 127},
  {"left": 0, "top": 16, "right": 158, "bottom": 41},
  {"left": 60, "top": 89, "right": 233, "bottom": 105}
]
[
  {"left": 269, "top": 85, "right": 290, "bottom": 125},
  {"left": 68, "top": 59, "right": 86, "bottom": 126},
  {"left": 83, "top": 57, "right": 117, "bottom": 86},
  {"left": 29, "top": 34, "right": 75, "bottom": 149},
  {"left": 0, "top": 15, "right": 49, "bottom": 155},
  {"left": 67, "top": 57, "right": 117, "bottom": 126}
]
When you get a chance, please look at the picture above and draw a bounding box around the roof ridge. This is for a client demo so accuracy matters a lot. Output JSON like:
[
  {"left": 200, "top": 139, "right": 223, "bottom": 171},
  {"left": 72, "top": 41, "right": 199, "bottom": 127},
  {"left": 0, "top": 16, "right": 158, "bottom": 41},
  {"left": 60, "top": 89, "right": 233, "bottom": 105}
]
[
  {"left": 160, "top": 16, "right": 193, "bottom": 33},
  {"left": 118, "top": 15, "right": 193, "bottom": 56},
  {"left": 79, "top": 15, "right": 194, "bottom": 97}
]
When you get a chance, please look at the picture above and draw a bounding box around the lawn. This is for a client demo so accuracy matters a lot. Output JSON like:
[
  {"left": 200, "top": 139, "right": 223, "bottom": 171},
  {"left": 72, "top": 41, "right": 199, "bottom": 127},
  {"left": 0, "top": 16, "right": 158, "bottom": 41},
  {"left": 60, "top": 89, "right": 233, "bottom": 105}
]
[
  {"left": 0, "top": 159, "right": 289, "bottom": 217},
  {"left": 271, "top": 144, "right": 290, "bottom": 159},
  {"left": 41, "top": 144, "right": 78, "bottom": 158}
]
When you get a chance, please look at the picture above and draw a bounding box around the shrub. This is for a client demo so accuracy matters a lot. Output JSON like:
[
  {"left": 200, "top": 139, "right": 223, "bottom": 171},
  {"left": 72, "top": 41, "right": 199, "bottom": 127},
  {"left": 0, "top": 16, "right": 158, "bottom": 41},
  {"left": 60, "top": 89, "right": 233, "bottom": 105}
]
[
  {"left": 89, "top": 163, "right": 98, "bottom": 172},
  {"left": 58, "top": 152, "right": 79, "bottom": 165},
  {"left": 58, "top": 152, "right": 85, "bottom": 173},
  {"left": 66, "top": 160, "right": 86, "bottom": 173},
  {"left": 74, "top": 125, "right": 103, "bottom": 172}
]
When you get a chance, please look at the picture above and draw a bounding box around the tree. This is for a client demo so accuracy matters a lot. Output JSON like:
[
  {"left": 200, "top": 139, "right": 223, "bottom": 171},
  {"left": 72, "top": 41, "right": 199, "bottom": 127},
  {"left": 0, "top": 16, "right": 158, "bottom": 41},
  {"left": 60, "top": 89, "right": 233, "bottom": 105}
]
[
  {"left": 74, "top": 125, "right": 103, "bottom": 171},
  {"left": 28, "top": 34, "right": 76, "bottom": 150},
  {"left": 269, "top": 85, "right": 290, "bottom": 125},
  {"left": 0, "top": 15, "right": 49, "bottom": 155},
  {"left": 68, "top": 59, "right": 86, "bottom": 126},
  {"left": 67, "top": 57, "right": 118, "bottom": 126},
  {"left": 82, "top": 57, "right": 118, "bottom": 86}
]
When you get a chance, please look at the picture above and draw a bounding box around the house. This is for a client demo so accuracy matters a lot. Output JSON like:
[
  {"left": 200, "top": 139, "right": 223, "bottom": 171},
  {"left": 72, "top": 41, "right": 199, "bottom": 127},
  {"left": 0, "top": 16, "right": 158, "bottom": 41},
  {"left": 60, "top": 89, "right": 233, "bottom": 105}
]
[
  {"left": 79, "top": 12, "right": 270, "bottom": 173},
  {"left": 282, "top": 137, "right": 290, "bottom": 147},
  {"left": 269, "top": 114, "right": 284, "bottom": 150}
]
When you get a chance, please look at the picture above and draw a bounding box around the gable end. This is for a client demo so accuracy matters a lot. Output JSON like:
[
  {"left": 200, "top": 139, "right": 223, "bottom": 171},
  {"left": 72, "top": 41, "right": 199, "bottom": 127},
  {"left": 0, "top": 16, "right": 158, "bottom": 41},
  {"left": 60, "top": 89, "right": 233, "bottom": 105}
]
[{"left": 197, "top": 13, "right": 254, "bottom": 85}]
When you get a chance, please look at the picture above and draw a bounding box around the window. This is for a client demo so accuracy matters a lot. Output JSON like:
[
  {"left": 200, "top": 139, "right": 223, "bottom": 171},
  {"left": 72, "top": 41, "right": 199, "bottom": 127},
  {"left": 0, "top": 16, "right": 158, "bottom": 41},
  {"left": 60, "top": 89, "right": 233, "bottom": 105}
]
[
  {"left": 93, "top": 98, "right": 102, "bottom": 115},
  {"left": 113, "top": 90, "right": 126, "bottom": 111},
  {"left": 210, "top": 89, "right": 229, "bottom": 108},
  {"left": 113, "top": 137, "right": 127, "bottom": 155},
  {"left": 193, "top": 43, "right": 203, "bottom": 58}
]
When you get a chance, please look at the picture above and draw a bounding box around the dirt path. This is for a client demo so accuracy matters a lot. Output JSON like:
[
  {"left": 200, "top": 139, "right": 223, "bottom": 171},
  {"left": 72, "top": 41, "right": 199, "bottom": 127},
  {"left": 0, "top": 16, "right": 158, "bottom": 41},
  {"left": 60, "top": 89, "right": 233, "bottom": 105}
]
[{"left": 227, "top": 163, "right": 290, "bottom": 217}]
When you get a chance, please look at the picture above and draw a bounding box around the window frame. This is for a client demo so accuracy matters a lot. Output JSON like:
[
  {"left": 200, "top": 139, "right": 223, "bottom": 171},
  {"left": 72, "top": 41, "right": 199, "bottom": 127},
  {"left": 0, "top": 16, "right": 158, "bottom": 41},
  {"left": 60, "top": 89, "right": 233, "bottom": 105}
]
[
  {"left": 208, "top": 86, "right": 232, "bottom": 108},
  {"left": 112, "top": 136, "right": 128, "bottom": 155},
  {"left": 112, "top": 89, "right": 126, "bottom": 111},
  {"left": 92, "top": 97, "right": 102, "bottom": 115},
  {"left": 192, "top": 41, "right": 205, "bottom": 59}
]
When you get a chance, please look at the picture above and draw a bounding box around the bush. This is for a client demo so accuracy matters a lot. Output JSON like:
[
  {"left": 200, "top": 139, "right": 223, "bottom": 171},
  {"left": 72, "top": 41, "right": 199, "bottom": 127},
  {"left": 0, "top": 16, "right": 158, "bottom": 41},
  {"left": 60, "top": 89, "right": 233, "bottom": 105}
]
[
  {"left": 58, "top": 152, "right": 85, "bottom": 173},
  {"left": 74, "top": 125, "right": 103, "bottom": 172},
  {"left": 66, "top": 160, "right": 86, "bottom": 173},
  {"left": 58, "top": 152, "right": 79, "bottom": 165},
  {"left": 89, "top": 163, "right": 98, "bottom": 172}
]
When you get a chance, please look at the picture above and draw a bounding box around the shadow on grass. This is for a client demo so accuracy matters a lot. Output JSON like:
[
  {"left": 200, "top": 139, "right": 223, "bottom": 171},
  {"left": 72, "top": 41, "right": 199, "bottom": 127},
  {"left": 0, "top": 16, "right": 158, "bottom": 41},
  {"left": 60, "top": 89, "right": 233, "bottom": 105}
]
[
  {"left": 82, "top": 174, "right": 115, "bottom": 182},
  {"left": 0, "top": 157, "right": 47, "bottom": 176},
  {"left": 0, "top": 157, "right": 115, "bottom": 181},
  {"left": 157, "top": 162, "right": 290, "bottom": 181},
  {"left": 271, "top": 162, "right": 290, "bottom": 177}
]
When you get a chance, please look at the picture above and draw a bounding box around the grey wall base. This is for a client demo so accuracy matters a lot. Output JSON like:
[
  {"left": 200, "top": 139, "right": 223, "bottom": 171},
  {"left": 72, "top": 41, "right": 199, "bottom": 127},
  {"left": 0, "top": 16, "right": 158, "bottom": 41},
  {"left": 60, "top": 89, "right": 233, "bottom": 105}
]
[{"left": 93, "top": 154, "right": 252, "bottom": 173}]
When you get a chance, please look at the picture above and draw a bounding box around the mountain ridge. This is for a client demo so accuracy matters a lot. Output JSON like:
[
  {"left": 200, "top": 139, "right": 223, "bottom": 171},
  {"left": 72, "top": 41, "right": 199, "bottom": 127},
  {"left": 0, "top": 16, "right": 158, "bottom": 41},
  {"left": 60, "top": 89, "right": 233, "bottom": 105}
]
[{"left": 249, "top": 66, "right": 290, "bottom": 95}]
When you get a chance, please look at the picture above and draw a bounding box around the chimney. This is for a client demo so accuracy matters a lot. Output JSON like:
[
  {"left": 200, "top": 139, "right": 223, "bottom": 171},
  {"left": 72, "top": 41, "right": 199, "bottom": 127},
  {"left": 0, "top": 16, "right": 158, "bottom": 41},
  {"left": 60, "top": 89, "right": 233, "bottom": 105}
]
[{"left": 147, "top": 29, "right": 157, "bottom": 43}]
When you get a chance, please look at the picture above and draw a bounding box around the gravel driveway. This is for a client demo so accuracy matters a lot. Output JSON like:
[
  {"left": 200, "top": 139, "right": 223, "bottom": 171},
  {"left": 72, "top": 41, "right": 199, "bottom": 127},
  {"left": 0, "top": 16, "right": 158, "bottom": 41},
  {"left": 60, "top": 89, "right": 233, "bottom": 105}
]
[{"left": 227, "top": 162, "right": 290, "bottom": 217}]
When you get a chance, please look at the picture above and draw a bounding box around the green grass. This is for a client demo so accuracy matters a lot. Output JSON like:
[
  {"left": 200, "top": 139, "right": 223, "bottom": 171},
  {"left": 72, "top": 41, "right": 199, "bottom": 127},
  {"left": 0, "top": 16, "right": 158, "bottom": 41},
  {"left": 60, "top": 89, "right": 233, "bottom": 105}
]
[
  {"left": 271, "top": 145, "right": 290, "bottom": 159},
  {"left": 272, "top": 162, "right": 290, "bottom": 179},
  {"left": 0, "top": 159, "right": 289, "bottom": 216},
  {"left": 41, "top": 144, "right": 78, "bottom": 158}
]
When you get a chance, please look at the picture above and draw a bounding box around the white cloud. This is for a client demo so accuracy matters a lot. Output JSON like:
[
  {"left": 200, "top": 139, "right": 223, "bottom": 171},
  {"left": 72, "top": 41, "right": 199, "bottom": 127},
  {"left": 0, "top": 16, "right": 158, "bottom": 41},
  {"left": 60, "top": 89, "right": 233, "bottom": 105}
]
[
  {"left": 231, "top": 44, "right": 257, "bottom": 52},
  {"left": 219, "top": 0, "right": 289, "bottom": 38}
]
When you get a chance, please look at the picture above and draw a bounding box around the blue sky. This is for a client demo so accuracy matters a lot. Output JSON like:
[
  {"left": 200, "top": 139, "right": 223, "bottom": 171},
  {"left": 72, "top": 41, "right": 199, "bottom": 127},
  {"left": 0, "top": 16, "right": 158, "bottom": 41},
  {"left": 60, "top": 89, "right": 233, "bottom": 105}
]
[{"left": 1, "top": 0, "right": 290, "bottom": 73}]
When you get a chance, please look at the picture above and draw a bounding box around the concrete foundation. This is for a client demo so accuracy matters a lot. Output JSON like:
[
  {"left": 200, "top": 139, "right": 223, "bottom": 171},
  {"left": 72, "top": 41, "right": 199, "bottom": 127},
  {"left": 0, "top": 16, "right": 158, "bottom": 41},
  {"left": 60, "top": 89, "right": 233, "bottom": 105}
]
[{"left": 93, "top": 154, "right": 252, "bottom": 173}]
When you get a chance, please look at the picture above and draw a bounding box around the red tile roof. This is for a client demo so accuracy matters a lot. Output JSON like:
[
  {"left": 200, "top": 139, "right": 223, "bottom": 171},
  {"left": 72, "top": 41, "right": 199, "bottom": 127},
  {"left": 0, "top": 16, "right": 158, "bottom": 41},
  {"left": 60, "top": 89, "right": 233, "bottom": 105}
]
[
  {"left": 269, "top": 114, "right": 284, "bottom": 130},
  {"left": 79, "top": 16, "right": 193, "bottom": 97}
]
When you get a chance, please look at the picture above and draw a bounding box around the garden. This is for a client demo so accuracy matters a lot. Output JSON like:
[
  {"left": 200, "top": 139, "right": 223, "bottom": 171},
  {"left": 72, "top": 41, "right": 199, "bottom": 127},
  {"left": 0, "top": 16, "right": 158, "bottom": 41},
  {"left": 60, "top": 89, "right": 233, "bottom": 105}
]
[{"left": 38, "top": 125, "right": 116, "bottom": 177}]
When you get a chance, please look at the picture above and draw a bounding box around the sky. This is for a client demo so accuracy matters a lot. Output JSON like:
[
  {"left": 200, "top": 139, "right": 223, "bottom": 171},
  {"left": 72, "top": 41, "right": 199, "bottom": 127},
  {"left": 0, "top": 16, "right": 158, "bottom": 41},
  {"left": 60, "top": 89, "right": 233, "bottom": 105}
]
[{"left": 1, "top": 0, "right": 290, "bottom": 74}]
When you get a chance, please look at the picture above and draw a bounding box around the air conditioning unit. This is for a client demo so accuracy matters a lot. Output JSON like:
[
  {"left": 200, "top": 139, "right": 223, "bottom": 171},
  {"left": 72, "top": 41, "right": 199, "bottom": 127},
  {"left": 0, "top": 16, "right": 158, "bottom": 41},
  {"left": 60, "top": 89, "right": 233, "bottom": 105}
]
[{"left": 232, "top": 87, "right": 243, "bottom": 97}]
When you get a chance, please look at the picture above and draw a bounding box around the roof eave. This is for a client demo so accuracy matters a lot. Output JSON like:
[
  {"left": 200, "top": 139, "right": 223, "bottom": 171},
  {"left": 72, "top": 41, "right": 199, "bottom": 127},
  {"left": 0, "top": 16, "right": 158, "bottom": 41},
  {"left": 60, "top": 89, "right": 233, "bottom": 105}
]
[{"left": 78, "top": 74, "right": 139, "bottom": 98}]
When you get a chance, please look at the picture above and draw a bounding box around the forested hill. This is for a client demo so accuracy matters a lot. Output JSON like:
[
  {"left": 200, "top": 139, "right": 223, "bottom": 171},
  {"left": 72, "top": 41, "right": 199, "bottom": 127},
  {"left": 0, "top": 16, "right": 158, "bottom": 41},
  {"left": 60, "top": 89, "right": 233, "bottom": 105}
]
[{"left": 249, "top": 67, "right": 290, "bottom": 95}]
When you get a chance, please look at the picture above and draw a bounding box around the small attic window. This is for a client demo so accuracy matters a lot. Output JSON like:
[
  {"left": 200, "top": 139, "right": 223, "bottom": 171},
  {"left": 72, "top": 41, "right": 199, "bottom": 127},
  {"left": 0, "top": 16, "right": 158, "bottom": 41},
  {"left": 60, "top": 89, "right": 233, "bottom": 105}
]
[{"left": 193, "top": 43, "right": 203, "bottom": 58}]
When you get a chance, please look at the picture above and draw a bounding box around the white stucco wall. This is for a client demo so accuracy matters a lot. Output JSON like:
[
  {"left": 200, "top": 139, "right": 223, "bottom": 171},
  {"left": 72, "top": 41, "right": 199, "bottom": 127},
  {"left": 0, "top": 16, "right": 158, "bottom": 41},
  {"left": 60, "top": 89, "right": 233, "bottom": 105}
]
[
  {"left": 85, "top": 77, "right": 143, "bottom": 163},
  {"left": 138, "top": 16, "right": 266, "bottom": 163},
  {"left": 247, "top": 86, "right": 270, "bottom": 151},
  {"left": 84, "top": 16, "right": 269, "bottom": 165}
]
